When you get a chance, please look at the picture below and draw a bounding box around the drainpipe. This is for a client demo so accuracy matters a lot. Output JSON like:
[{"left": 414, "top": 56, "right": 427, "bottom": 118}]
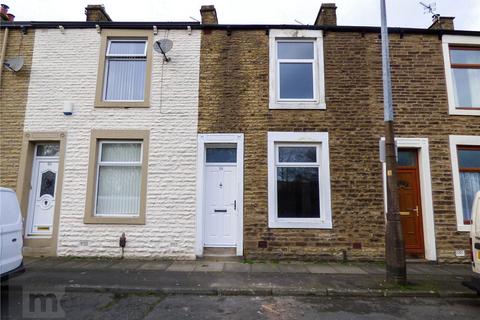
[{"left": 0, "top": 27, "right": 8, "bottom": 87}]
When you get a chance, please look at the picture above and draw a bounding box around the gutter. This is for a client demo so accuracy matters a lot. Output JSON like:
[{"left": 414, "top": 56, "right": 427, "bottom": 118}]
[
  {"left": 0, "top": 27, "right": 8, "bottom": 87},
  {"left": 1, "top": 21, "right": 480, "bottom": 37}
]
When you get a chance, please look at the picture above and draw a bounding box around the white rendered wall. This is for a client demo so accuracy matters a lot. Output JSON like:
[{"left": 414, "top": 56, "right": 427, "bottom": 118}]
[{"left": 24, "top": 28, "right": 200, "bottom": 259}]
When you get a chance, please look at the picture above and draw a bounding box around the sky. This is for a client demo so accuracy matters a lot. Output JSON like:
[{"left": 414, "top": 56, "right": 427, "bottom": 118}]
[{"left": 5, "top": 0, "right": 480, "bottom": 30}]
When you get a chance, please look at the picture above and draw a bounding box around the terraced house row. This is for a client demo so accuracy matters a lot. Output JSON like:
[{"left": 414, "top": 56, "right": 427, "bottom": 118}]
[{"left": 1, "top": 4, "right": 479, "bottom": 262}]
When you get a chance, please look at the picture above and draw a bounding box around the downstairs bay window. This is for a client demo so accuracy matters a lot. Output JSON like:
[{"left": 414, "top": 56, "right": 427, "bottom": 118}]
[{"left": 267, "top": 132, "right": 332, "bottom": 228}]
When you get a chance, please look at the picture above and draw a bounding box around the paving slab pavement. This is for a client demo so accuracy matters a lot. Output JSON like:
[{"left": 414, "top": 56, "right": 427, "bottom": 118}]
[
  {"left": 224, "top": 262, "right": 251, "bottom": 272},
  {"left": 277, "top": 264, "right": 309, "bottom": 273},
  {"left": 305, "top": 264, "right": 338, "bottom": 274},
  {"left": 8, "top": 257, "right": 475, "bottom": 298},
  {"left": 329, "top": 264, "right": 368, "bottom": 274},
  {"left": 251, "top": 263, "right": 280, "bottom": 273},
  {"left": 194, "top": 262, "right": 225, "bottom": 272},
  {"left": 138, "top": 261, "right": 172, "bottom": 271},
  {"left": 166, "top": 261, "right": 196, "bottom": 272},
  {"left": 109, "top": 260, "right": 144, "bottom": 270}
]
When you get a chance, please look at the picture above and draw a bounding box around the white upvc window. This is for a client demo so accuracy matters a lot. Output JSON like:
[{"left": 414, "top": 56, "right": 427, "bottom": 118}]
[
  {"left": 267, "top": 132, "right": 332, "bottom": 228},
  {"left": 95, "top": 140, "right": 143, "bottom": 216},
  {"left": 442, "top": 35, "right": 480, "bottom": 116},
  {"left": 103, "top": 39, "right": 147, "bottom": 102},
  {"left": 449, "top": 135, "right": 480, "bottom": 231},
  {"left": 269, "top": 30, "right": 326, "bottom": 109}
]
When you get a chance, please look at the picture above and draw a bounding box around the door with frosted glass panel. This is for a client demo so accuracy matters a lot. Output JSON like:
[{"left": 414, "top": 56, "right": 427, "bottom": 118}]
[
  {"left": 26, "top": 143, "right": 60, "bottom": 237},
  {"left": 204, "top": 145, "right": 237, "bottom": 247}
]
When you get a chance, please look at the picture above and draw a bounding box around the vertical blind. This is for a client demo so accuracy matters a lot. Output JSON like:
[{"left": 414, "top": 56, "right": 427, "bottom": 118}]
[
  {"left": 104, "top": 40, "right": 147, "bottom": 101},
  {"left": 460, "top": 172, "right": 480, "bottom": 223},
  {"left": 96, "top": 142, "right": 142, "bottom": 216}
]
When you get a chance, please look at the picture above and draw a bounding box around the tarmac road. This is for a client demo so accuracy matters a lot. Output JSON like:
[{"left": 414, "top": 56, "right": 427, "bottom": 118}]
[{"left": 2, "top": 290, "right": 479, "bottom": 320}]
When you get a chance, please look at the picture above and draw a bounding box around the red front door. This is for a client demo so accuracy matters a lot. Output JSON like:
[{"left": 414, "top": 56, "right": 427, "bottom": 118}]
[{"left": 397, "top": 149, "right": 425, "bottom": 258}]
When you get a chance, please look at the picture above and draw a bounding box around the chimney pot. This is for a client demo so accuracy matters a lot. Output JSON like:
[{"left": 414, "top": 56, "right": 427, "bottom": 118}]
[
  {"left": 200, "top": 5, "right": 218, "bottom": 24},
  {"left": 85, "top": 4, "right": 112, "bottom": 22},
  {"left": 428, "top": 15, "right": 455, "bottom": 30},
  {"left": 314, "top": 3, "right": 337, "bottom": 26}
]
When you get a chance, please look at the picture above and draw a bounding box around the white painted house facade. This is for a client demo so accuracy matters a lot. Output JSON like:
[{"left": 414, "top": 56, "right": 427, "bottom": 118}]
[{"left": 18, "top": 24, "right": 201, "bottom": 259}]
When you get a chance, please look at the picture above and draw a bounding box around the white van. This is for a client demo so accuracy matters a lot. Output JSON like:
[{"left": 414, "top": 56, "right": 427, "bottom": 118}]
[
  {"left": 466, "top": 191, "right": 480, "bottom": 294},
  {"left": 0, "top": 187, "right": 24, "bottom": 280}
]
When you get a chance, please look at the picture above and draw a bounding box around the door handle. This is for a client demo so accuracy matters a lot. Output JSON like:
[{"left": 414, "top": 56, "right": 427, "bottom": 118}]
[
  {"left": 399, "top": 212, "right": 410, "bottom": 216},
  {"left": 12, "top": 238, "right": 17, "bottom": 242},
  {"left": 214, "top": 209, "right": 227, "bottom": 213},
  {"left": 234, "top": 200, "right": 236, "bottom": 210}
]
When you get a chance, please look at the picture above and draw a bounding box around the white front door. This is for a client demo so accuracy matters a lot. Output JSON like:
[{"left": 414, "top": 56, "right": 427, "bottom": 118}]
[
  {"left": 26, "top": 143, "right": 60, "bottom": 237},
  {"left": 204, "top": 145, "right": 238, "bottom": 247}
]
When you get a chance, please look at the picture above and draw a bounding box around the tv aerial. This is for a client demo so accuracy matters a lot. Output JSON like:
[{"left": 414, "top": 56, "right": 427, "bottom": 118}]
[
  {"left": 419, "top": 2, "right": 440, "bottom": 21},
  {"left": 3, "top": 57, "right": 24, "bottom": 72},
  {"left": 154, "top": 39, "right": 173, "bottom": 62}
]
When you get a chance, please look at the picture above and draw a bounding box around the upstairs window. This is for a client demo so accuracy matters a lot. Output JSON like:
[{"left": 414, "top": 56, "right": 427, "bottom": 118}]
[
  {"left": 104, "top": 40, "right": 147, "bottom": 101},
  {"left": 442, "top": 35, "right": 480, "bottom": 116},
  {"left": 449, "top": 47, "right": 480, "bottom": 109},
  {"left": 269, "top": 30, "right": 325, "bottom": 109},
  {"left": 277, "top": 41, "right": 315, "bottom": 100},
  {"left": 95, "top": 30, "right": 153, "bottom": 108}
]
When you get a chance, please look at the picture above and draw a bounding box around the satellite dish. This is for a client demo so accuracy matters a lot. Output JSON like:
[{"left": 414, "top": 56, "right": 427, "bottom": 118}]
[
  {"left": 154, "top": 39, "right": 173, "bottom": 62},
  {"left": 3, "top": 57, "right": 24, "bottom": 72}
]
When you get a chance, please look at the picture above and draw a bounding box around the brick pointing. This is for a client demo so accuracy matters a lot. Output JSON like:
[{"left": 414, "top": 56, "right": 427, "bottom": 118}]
[
  {"left": 24, "top": 28, "right": 201, "bottom": 258},
  {"left": 0, "top": 29, "right": 34, "bottom": 190},
  {"left": 198, "top": 30, "right": 480, "bottom": 262}
]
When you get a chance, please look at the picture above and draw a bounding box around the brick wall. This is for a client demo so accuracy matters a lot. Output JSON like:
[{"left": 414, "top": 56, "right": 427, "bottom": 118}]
[
  {"left": 24, "top": 28, "right": 201, "bottom": 258},
  {"left": 198, "top": 29, "right": 480, "bottom": 262},
  {"left": 0, "top": 28, "right": 34, "bottom": 190}
]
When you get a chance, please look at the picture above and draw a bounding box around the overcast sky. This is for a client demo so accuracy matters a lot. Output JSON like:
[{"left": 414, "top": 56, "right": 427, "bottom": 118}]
[{"left": 6, "top": 0, "right": 480, "bottom": 30}]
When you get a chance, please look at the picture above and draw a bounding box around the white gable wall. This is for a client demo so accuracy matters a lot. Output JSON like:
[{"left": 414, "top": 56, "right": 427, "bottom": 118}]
[{"left": 24, "top": 28, "right": 200, "bottom": 259}]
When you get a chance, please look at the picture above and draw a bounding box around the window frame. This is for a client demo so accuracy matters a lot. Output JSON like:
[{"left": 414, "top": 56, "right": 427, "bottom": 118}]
[
  {"left": 276, "top": 40, "right": 317, "bottom": 102},
  {"left": 269, "top": 30, "right": 326, "bottom": 110},
  {"left": 94, "top": 140, "right": 144, "bottom": 217},
  {"left": 84, "top": 130, "right": 150, "bottom": 224},
  {"left": 95, "top": 30, "right": 153, "bottom": 108},
  {"left": 449, "top": 135, "right": 480, "bottom": 231},
  {"left": 267, "top": 132, "right": 332, "bottom": 228},
  {"left": 442, "top": 35, "right": 480, "bottom": 116},
  {"left": 103, "top": 39, "right": 148, "bottom": 103}
]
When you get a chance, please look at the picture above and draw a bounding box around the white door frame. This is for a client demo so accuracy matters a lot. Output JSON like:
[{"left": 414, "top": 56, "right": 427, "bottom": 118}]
[
  {"left": 381, "top": 137, "right": 437, "bottom": 261},
  {"left": 196, "top": 133, "right": 244, "bottom": 256}
]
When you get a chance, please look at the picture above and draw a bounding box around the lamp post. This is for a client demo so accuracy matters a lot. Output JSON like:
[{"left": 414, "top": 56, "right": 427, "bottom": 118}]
[{"left": 380, "top": 0, "right": 406, "bottom": 285}]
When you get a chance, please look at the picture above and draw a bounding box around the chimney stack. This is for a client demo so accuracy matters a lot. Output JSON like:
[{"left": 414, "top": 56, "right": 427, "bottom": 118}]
[
  {"left": 314, "top": 3, "right": 337, "bottom": 26},
  {"left": 428, "top": 15, "right": 454, "bottom": 30},
  {"left": 85, "top": 4, "right": 112, "bottom": 22},
  {"left": 200, "top": 5, "right": 218, "bottom": 24},
  {"left": 1, "top": 3, "right": 14, "bottom": 21}
]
